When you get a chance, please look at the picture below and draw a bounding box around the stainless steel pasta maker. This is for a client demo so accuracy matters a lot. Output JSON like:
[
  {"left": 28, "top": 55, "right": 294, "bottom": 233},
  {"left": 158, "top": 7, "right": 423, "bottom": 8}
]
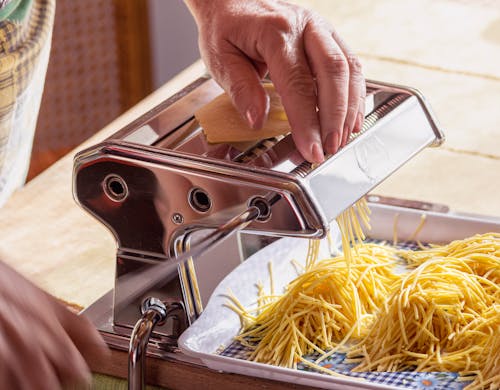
[{"left": 73, "top": 76, "right": 444, "bottom": 389}]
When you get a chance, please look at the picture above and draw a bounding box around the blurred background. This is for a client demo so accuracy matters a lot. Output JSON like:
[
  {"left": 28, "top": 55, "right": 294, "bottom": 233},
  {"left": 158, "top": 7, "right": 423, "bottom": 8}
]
[
  {"left": 29, "top": 0, "right": 500, "bottom": 216},
  {"left": 28, "top": 0, "right": 200, "bottom": 178}
]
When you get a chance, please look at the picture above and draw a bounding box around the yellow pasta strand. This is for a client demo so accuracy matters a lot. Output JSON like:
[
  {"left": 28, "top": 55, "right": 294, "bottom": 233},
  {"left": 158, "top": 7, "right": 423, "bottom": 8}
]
[
  {"left": 226, "top": 197, "right": 499, "bottom": 387},
  {"left": 349, "top": 258, "right": 500, "bottom": 373},
  {"left": 231, "top": 242, "right": 398, "bottom": 368},
  {"left": 399, "top": 233, "right": 500, "bottom": 285},
  {"left": 393, "top": 212, "right": 400, "bottom": 246},
  {"left": 464, "top": 317, "right": 500, "bottom": 390},
  {"left": 408, "top": 214, "right": 427, "bottom": 243}
]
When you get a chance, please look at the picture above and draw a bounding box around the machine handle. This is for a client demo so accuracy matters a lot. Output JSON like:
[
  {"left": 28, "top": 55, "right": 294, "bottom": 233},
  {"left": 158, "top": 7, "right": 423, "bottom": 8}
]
[
  {"left": 115, "top": 206, "right": 262, "bottom": 314},
  {"left": 129, "top": 297, "right": 168, "bottom": 390}
]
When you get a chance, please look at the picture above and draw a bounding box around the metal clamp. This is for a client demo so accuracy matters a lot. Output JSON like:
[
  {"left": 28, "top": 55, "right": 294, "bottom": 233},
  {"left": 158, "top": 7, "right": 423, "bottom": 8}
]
[{"left": 128, "top": 297, "right": 168, "bottom": 390}]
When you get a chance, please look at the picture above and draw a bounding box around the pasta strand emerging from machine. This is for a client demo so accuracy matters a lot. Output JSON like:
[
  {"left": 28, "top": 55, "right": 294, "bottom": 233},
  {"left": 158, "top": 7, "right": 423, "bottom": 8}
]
[{"left": 72, "top": 76, "right": 497, "bottom": 389}]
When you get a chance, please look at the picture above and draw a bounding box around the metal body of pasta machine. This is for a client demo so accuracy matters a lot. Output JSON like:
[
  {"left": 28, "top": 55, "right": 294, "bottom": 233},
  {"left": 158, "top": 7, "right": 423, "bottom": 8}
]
[{"left": 73, "top": 76, "right": 444, "bottom": 389}]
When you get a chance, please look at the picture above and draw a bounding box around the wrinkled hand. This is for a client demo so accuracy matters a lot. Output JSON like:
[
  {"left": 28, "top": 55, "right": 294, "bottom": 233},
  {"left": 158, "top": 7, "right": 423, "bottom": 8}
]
[
  {"left": 185, "top": 0, "right": 366, "bottom": 163},
  {"left": 0, "top": 261, "right": 108, "bottom": 389}
]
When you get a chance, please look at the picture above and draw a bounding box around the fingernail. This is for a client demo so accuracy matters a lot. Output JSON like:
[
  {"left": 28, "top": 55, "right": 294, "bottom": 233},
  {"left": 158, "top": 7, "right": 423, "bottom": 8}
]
[
  {"left": 245, "top": 107, "right": 256, "bottom": 128},
  {"left": 325, "top": 132, "right": 340, "bottom": 155},
  {"left": 341, "top": 124, "right": 350, "bottom": 147},
  {"left": 311, "top": 142, "right": 324, "bottom": 164},
  {"left": 355, "top": 112, "right": 364, "bottom": 133},
  {"left": 245, "top": 108, "right": 255, "bottom": 127}
]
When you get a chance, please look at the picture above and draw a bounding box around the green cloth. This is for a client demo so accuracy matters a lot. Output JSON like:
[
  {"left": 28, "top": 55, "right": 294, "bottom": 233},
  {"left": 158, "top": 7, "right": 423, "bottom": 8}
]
[
  {"left": 0, "top": 0, "right": 21, "bottom": 21},
  {"left": 92, "top": 374, "right": 165, "bottom": 390},
  {"left": 0, "top": 0, "right": 31, "bottom": 22},
  {"left": 6, "top": 0, "right": 32, "bottom": 22}
]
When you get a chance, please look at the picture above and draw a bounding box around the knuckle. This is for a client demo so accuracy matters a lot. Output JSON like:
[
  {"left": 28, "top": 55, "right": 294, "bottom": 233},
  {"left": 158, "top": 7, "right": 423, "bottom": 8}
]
[
  {"left": 228, "top": 79, "right": 248, "bottom": 102},
  {"left": 268, "top": 4, "right": 311, "bottom": 31},
  {"left": 262, "top": 22, "right": 291, "bottom": 50},
  {"left": 323, "top": 55, "right": 349, "bottom": 78},
  {"left": 305, "top": 10, "right": 332, "bottom": 32},
  {"left": 299, "top": 8, "right": 316, "bottom": 24},
  {"left": 269, "top": 13, "right": 295, "bottom": 34},
  {"left": 347, "top": 55, "right": 363, "bottom": 75},
  {"left": 282, "top": 68, "right": 316, "bottom": 98},
  {"left": 330, "top": 102, "right": 348, "bottom": 117},
  {"left": 261, "top": 8, "right": 310, "bottom": 50},
  {"left": 332, "top": 107, "right": 348, "bottom": 119},
  {"left": 346, "top": 104, "right": 358, "bottom": 118}
]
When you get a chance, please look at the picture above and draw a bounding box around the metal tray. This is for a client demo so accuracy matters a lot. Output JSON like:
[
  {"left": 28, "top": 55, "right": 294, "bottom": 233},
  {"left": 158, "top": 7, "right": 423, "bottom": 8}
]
[{"left": 178, "top": 203, "right": 500, "bottom": 390}]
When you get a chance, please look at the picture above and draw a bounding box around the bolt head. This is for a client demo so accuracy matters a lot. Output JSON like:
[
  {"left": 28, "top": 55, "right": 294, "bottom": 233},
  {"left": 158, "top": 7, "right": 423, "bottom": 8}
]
[{"left": 172, "top": 213, "right": 184, "bottom": 224}]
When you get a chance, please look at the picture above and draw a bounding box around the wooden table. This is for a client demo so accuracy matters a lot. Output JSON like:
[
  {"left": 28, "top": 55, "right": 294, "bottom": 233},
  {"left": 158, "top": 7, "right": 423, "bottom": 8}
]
[{"left": 0, "top": 0, "right": 499, "bottom": 387}]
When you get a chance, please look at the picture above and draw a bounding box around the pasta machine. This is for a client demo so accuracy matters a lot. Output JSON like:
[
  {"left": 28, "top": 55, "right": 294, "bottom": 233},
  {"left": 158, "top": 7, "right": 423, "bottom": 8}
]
[{"left": 73, "top": 76, "right": 444, "bottom": 389}]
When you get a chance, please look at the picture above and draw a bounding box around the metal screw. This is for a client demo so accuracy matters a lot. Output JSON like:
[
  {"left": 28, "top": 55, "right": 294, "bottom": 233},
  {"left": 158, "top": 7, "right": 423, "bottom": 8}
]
[{"left": 172, "top": 213, "right": 184, "bottom": 224}]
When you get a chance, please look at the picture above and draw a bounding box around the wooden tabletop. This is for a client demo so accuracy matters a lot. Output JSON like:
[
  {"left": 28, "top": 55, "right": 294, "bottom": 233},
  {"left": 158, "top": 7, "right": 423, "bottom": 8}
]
[{"left": 0, "top": 0, "right": 498, "bottom": 388}]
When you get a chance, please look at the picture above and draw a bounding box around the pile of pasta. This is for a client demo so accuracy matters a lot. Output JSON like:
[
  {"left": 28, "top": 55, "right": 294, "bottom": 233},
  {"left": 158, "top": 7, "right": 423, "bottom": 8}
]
[
  {"left": 399, "top": 233, "right": 500, "bottom": 286},
  {"left": 348, "top": 259, "right": 499, "bottom": 373},
  {"left": 465, "top": 322, "right": 500, "bottom": 390},
  {"left": 227, "top": 204, "right": 500, "bottom": 389},
  {"left": 350, "top": 233, "right": 500, "bottom": 390},
  {"left": 227, "top": 241, "right": 398, "bottom": 370}
]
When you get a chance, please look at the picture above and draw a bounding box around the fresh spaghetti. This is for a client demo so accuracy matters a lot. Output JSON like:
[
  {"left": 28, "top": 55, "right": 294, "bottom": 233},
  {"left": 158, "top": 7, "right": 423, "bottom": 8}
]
[
  {"left": 464, "top": 312, "right": 500, "bottom": 390},
  {"left": 225, "top": 199, "right": 399, "bottom": 369},
  {"left": 226, "top": 241, "right": 398, "bottom": 368},
  {"left": 226, "top": 200, "right": 499, "bottom": 388},
  {"left": 399, "top": 233, "right": 500, "bottom": 286},
  {"left": 348, "top": 258, "right": 500, "bottom": 373}
]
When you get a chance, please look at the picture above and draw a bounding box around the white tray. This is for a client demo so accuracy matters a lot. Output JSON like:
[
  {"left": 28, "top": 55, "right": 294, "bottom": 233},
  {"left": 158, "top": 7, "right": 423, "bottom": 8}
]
[{"left": 178, "top": 205, "right": 500, "bottom": 390}]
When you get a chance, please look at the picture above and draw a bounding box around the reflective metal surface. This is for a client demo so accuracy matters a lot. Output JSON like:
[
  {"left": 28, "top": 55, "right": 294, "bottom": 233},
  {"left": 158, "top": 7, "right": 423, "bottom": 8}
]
[
  {"left": 73, "top": 76, "right": 444, "bottom": 346},
  {"left": 80, "top": 200, "right": 500, "bottom": 389},
  {"left": 129, "top": 297, "right": 168, "bottom": 390},
  {"left": 128, "top": 297, "right": 188, "bottom": 390}
]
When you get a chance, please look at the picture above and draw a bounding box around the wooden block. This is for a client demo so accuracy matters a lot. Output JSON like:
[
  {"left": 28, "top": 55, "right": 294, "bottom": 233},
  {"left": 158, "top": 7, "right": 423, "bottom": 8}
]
[{"left": 195, "top": 84, "right": 290, "bottom": 143}]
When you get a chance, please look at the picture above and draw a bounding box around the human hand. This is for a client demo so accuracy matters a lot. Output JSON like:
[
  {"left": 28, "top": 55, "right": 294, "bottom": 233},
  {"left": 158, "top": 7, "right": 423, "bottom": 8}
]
[
  {"left": 0, "top": 261, "right": 108, "bottom": 389},
  {"left": 185, "top": 0, "right": 366, "bottom": 163}
]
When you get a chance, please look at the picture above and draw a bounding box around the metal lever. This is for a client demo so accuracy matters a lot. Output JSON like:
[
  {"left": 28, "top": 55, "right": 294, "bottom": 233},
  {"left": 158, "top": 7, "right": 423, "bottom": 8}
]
[
  {"left": 172, "top": 204, "right": 262, "bottom": 261},
  {"left": 128, "top": 297, "right": 168, "bottom": 390},
  {"left": 116, "top": 206, "right": 262, "bottom": 313}
]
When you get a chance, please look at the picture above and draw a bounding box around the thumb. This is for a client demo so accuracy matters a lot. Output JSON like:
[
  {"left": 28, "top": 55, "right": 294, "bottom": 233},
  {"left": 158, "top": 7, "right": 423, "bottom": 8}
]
[{"left": 210, "top": 52, "right": 269, "bottom": 129}]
